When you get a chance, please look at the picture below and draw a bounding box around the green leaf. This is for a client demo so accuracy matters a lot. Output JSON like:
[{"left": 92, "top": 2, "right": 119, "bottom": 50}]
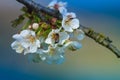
[
  {"left": 21, "top": 7, "right": 28, "bottom": 13},
  {"left": 22, "top": 20, "right": 31, "bottom": 30},
  {"left": 11, "top": 15, "right": 25, "bottom": 27}
]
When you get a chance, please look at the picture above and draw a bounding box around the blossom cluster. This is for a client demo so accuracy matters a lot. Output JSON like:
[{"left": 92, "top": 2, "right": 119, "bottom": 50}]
[{"left": 11, "top": 0, "right": 85, "bottom": 64}]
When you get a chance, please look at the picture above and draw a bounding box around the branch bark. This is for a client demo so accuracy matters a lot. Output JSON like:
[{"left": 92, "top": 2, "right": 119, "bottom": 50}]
[{"left": 16, "top": 0, "right": 120, "bottom": 58}]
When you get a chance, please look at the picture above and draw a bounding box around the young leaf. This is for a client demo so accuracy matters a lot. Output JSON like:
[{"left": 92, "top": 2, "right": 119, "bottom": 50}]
[{"left": 11, "top": 15, "right": 25, "bottom": 27}]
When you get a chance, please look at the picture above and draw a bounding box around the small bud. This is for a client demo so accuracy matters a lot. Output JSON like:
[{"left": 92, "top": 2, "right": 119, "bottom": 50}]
[
  {"left": 51, "top": 25, "right": 57, "bottom": 29},
  {"left": 28, "top": 25, "right": 32, "bottom": 29},
  {"left": 32, "top": 23, "right": 39, "bottom": 30},
  {"left": 51, "top": 18, "right": 57, "bottom": 25}
]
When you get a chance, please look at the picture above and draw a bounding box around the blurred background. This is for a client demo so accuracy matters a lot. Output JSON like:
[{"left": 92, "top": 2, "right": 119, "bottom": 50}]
[{"left": 0, "top": 0, "right": 120, "bottom": 80}]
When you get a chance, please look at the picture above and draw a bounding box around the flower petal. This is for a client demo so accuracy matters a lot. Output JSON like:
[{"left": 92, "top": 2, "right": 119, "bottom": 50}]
[
  {"left": 11, "top": 41, "right": 17, "bottom": 49},
  {"left": 30, "top": 30, "right": 36, "bottom": 37},
  {"left": 37, "top": 45, "right": 65, "bottom": 64},
  {"left": 64, "top": 41, "right": 82, "bottom": 51},
  {"left": 11, "top": 41, "right": 24, "bottom": 53},
  {"left": 62, "top": 25, "right": 73, "bottom": 32},
  {"left": 70, "top": 19, "right": 79, "bottom": 29},
  {"left": 45, "top": 37, "right": 52, "bottom": 45},
  {"left": 40, "top": 56, "right": 46, "bottom": 61},
  {"left": 70, "top": 41, "right": 82, "bottom": 51},
  {"left": 12, "top": 34, "right": 22, "bottom": 40},
  {"left": 37, "top": 49, "right": 46, "bottom": 54},
  {"left": 68, "top": 32, "right": 74, "bottom": 38},
  {"left": 77, "top": 34, "right": 84, "bottom": 40},
  {"left": 35, "top": 40, "right": 40, "bottom": 47},
  {"left": 20, "top": 30, "right": 30, "bottom": 38},
  {"left": 53, "top": 29, "right": 60, "bottom": 33},
  {"left": 66, "top": 12, "right": 76, "bottom": 18},
  {"left": 59, "top": 32, "right": 69, "bottom": 45},
  {"left": 58, "top": 1, "right": 67, "bottom": 7},
  {"left": 24, "top": 48, "right": 30, "bottom": 55},
  {"left": 59, "top": 7, "right": 67, "bottom": 16},
  {"left": 21, "top": 41, "right": 30, "bottom": 48},
  {"left": 55, "top": 55, "right": 65, "bottom": 64},
  {"left": 75, "top": 29, "right": 85, "bottom": 40},
  {"left": 29, "top": 45, "right": 38, "bottom": 53},
  {"left": 48, "top": 0, "right": 57, "bottom": 9}
]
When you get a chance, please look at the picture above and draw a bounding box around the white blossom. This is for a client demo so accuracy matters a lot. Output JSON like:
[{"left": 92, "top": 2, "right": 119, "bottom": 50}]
[
  {"left": 48, "top": 0, "right": 67, "bottom": 15},
  {"left": 11, "top": 1, "right": 85, "bottom": 64},
  {"left": 11, "top": 30, "right": 40, "bottom": 55},
  {"left": 37, "top": 46, "right": 65, "bottom": 64},
  {"left": 75, "top": 29, "right": 85, "bottom": 40},
  {"left": 64, "top": 41, "right": 82, "bottom": 51},
  {"left": 45, "top": 29, "right": 69, "bottom": 47},
  {"left": 62, "top": 12, "right": 79, "bottom": 32},
  {"left": 11, "top": 41, "right": 24, "bottom": 53},
  {"left": 69, "top": 29, "right": 85, "bottom": 40}
]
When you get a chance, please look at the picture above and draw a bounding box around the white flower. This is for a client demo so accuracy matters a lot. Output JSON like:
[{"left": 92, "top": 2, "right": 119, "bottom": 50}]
[
  {"left": 11, "top": 30, "right": 40, "bottom": 55},
  {"left": 48, "top": 0, "right": 67, "bottom": 15},
  {"left": 64, "top": 41, "right": 82, "bottom": 51},
  {"left": 37, "top": 46, "right": 65, "bottom": 64},
  {"left": 69, "top": 29, "right": 85, "bottom": 40},
  {"left": 45, "top": 29, "right": 69, "bottom": 47},
  {"left": 29, "top": 23, "right": 39, "bottom": 30},
  {"left": 11, "top": 41, "right": 24, "bottom": 53},
  {"left": 75, "top": 29, "right": 85, "bottom": 40},
  {"left": 62, "top": 12, "right": 79, "bottom": 32}
]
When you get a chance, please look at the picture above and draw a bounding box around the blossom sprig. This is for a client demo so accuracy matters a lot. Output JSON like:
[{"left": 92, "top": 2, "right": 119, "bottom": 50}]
[{"left": 11, "top": 0, "right": 85, "bottom": 64}]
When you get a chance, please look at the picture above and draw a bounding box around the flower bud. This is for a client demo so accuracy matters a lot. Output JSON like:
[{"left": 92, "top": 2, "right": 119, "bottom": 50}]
[
  {"left": 51, "top": 18, "right": 57, "bottom": 25},
  {"left": 32, "top": 23, "right": 39, "bottom": 30},
  {"left": 28, "top": 25, "right": 32, "bottom": 29}
]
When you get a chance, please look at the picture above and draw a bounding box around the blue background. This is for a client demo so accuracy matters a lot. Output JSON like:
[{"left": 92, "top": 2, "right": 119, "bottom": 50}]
[{"left": 0, "top": 0, "right": 120, "bottom": 80}]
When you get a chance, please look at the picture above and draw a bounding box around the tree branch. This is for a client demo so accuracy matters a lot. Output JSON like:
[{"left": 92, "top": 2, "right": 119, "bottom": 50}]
[
  {"left": 16, "top": 0, "right": 120, "bottom": 58},
  {"left": 16, "top": 0, "right": 62, "bottom": 19},
  {"left": 80, "top": 25, "right": 120, "bottom": 58}
]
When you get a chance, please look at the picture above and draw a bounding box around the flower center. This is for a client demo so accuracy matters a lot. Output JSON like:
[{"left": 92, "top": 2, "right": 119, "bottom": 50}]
[
  {"left": 64, "top": 15, "right": 74, "bottom": 26},
  {"left": 28, "top": 35, "right": 36, "bottom": 43},
  {"left": 52, "top": 33, "right": 59, "bottom": 43},
  {"left": 65, "top": 18, "right": 73, "bottom": 26}
]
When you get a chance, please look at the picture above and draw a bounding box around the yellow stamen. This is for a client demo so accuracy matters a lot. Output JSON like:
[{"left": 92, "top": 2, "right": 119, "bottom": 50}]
[
  {"left": 28, "top": 35, "right": 36, "bottom": 43},
  {"left": 52, "top": 33, "right": 59, "bottom": 43}
]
